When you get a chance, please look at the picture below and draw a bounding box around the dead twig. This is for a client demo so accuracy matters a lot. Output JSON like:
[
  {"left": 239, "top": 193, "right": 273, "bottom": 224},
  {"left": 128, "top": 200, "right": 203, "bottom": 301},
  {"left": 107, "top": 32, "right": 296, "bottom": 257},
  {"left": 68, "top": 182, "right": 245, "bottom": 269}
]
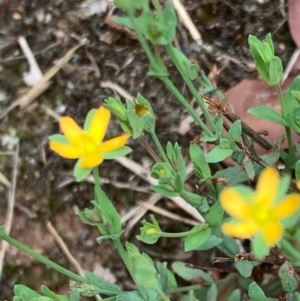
[
  {"left": 0, "top": 39, "right": 87, "bottom": 119},
  {"left": 0, "top": 142, "right": 19, "bottom": 279}
]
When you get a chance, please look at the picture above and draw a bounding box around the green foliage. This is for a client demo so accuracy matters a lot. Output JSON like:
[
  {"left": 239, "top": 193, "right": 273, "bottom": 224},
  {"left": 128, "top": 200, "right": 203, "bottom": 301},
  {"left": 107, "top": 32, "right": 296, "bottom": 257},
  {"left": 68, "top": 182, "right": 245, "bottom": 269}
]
[
  {"left": 184, "top": 224, "right": 211, "bottom": 251},
  {"left": 248, "top": 33, "right": 283, "bottom": 85},
  {"left": 278, "top": 261, "right": 299, "bottom": 292},
  {"left": 6, "top": 1, "right": 300, "bottom": 299}
]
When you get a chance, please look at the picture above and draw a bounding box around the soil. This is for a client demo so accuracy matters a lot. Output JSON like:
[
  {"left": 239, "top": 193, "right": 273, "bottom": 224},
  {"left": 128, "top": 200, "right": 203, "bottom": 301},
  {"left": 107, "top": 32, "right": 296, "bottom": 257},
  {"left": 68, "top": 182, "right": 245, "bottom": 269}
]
[{"left": 0, "top": 0, "right": 295, "bottom": 300}]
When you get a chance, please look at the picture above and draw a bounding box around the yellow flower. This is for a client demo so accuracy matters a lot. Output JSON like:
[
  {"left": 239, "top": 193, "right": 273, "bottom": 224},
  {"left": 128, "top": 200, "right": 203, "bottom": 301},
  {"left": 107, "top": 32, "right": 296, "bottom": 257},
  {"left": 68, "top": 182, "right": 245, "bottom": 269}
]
[
  {"left": 220, "top": 167, "right": 300, "bottom": 246},
  {"left": 50, "top": 106, "right": 129, "bottom": 168}
]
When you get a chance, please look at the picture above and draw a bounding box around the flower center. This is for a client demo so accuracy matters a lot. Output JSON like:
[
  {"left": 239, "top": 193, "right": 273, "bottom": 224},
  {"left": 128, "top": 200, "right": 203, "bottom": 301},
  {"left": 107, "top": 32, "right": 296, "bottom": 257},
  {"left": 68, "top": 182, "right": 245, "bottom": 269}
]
[
  {"left": 81, "top": 134, "right": 98, "bottom": 153},
  {"left": 253, "top": 205, "right": 272, "bottom": 225}
]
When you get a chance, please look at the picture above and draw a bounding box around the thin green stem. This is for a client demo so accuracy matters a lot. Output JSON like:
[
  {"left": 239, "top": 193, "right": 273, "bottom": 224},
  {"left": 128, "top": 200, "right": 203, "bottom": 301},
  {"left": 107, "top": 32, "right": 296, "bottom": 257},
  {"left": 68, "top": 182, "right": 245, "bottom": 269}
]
[
  {"left": 127, "top": 9, "right": 214, "bottom": 138},
  {"left": 92, "top": 168, "right": 134, "bottom": 280},
  {"left": 149, "top": 131, "right": 169, "bottom": 163},
  {"left": 160, "top": 76, "right": 214, "bottom": 136},
  {"left": 275, "top": 84, "right": 293, "bottom": 165},
  {"left": 166, "top": 44, "right": 217, "bottom": 133},
  {"left": 0, "top": 228, "right": 88, "bottom": 284},
  {"left": 160, "top": 230, "right": 194, "bottom": 239},
  {"left": 166, "top": 284, "right": 202, "bottom": 294}
]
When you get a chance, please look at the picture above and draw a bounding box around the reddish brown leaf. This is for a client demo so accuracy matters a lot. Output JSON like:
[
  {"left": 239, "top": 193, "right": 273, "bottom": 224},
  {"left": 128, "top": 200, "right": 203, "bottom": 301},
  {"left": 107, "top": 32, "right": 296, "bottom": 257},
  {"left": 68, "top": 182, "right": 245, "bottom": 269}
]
[{"left": 288, "top": 0, "right": 300, "bottom": 47}]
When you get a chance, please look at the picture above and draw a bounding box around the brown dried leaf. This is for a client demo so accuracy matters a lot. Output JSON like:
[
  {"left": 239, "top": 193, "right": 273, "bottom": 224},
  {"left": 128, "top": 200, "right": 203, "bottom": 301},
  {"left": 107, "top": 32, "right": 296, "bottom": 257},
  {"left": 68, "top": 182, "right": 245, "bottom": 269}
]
[{"left": 288, "top": 0, "right": 300, "bottom": 47}]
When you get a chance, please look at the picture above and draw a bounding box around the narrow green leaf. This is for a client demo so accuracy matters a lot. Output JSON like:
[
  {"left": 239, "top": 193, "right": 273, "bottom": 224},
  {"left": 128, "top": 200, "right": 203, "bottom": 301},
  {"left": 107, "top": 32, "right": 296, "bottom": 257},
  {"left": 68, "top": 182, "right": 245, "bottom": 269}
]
[
  {"left": 184, "top": 226, "right": 211, "bottom": 252},
  {"left": 278, "top": 261, "right": 299, "bottom": 293},
  {"left": 204, "top": 201, "right": 224, "bottom": 227},
  {"left": 206, "top": 146, "right": 233, "bottom": 163},
  {"left": 162, "top": 1, "right": 177, "bottom": 44},
  {"left": 235, "top": 261, "right": 255, "bottom": 278},
  {"left": 227, "top": 289, "right": 241, "bottom": 301},
  {"left": 248, "top": 106, "right": 287, "bottom": 126},
  {"left": 268, "top": 56, "right": 283, "bottom": 85},
  {"left": 48, "top": 134, "right": 70, "bottom": 144},
  {"left": 69, "top": 289, "right": 80, "bottom": 301},
  {"left": 217, "top": 235, "right": 239, "bottom": 257},
  {"left": 189, "top": 143, "right": 211, "bottom": 179},
  {"left": 84, "top": 109, "right": 97, "bottom": 131},
  {"left": 73, "top": 160, "right": 92, "bottom": 181},
  {"left": 102, "top": 146, "right": 132, "bottom": 159},
  {"left": 248, "top": 282, "right": 268, "bottom": 301},
  {"left": 207, "top": 283, "right": 218, "bottom": 301},
  {"left": 94, "top": 186, "right": 122, "bottom": 234},
  {"left": 151, "top": 185, "right": 179, "bottom": 198},
  {"left": 172, "top": 261, "right": 214, "bottom": 284}
]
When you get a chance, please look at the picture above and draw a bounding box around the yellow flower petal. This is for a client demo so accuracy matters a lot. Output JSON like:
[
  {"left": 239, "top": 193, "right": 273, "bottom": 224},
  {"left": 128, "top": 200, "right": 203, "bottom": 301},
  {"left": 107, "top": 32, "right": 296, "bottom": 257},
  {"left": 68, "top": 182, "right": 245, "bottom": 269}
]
[
  {"left": 261, "top": 221, "right": 283, "bottom": 246},
  {"left": 255, "top": 167, "right": 279, "bottom": 207},
  {"left": 88, "top": 107, "right": 111, "bottom": 143},
  {"left": 98, "top": 134, "right": 130, "bottom": 153},
  {"left": 221, "top": 220, "right": 259, "bottom": 239},
  {"left": 272, "top": 194, "right": 300, "bottom": 219},
  {"left": 220, "top": 188, "right": 253, "bottom": 219},
  {"left": 50, "top": 141, "right": 85, "bottom": 158},
  {"left": 60, "top": 117, "right": 83, "bottom": 145},
  {"left": 79, "top": 153, "right": 104, "bottom": 168}
]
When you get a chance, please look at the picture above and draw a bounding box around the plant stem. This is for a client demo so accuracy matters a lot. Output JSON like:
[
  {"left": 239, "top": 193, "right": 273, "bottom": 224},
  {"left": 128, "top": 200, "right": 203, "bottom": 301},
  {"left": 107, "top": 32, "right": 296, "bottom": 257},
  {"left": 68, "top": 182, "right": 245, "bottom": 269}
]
[
  {"left": 160, "top": 230, "right": 195, "bottom": 238},
  {"left": 127, "top": 9, "right": 214, "bottom": 138},
  {"left": 149, "top": 130, "right": 169, "bottom": 163},
  {"left": 92, "top": 168, "right": 134, "bottom": 280},
  {"left": 166, "top": 44, "right": 217, "bottom": 133},
  {"left": 275, "top": 84, "right": 293, "bottom": 165},
  {"left": 166, "top": 284, "right": 202, "bottom": 294},
  {"left": 0, "top": 227, "right": 88, "bottom": 284}
]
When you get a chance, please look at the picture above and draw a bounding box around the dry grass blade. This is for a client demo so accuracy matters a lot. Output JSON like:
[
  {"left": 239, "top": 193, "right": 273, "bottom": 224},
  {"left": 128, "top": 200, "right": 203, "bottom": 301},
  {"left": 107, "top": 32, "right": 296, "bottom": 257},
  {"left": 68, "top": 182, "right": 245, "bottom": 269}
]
[
  {"left": 0, "top": 143, "right": 19, "bottom": 280},
  {"left": 0, "top": 39, "right": 87, "bottom": 119}
]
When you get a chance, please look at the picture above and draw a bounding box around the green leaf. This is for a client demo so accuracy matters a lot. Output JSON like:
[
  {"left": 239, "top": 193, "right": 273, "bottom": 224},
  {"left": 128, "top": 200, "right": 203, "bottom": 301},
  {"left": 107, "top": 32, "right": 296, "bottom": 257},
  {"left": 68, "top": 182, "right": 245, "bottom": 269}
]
[
  {"left": 162, "top": 1, "right": 177, "bottom": 45},
  {"left": 207, "top": 283, "right": 218, "bottom": 301},
  {"left": 206, "top": 146, "right": 233, "bottom": 163},
  {"left": 248, "top": 35, "right": 269, "bottom": 82},
  {"left": 69, "top": 289, "right": 80, "bottom": 301},
  {"left": 265, "top": 33, "right": 274, "bottom": 57},
  {"left": 84, "top": 109, "right": 97, "bottom": 131},
  {"left": 247, "top": 106, "right": 287, "bottom": 126},
  {"left": 13, "top": 285, "right": 40, "bottom": 300},
  {"left": 248, "top": 282, "right": 268, "bottom": 301},
  {"left": 41, "top": 285, "right": 65, "bottom": 300},
  {"left": 189, "top": 143, "right": 211, "bottom": 179},
  {"left": 278, "top": 261, "right": 299, "bottom": 292},
  {"left": 94, "top": 186, "right": 122, "bottom": 234},
  {"left": 184, "top": 225, "right": 211, "bottom": 252},
  {"left": 217, "top": 234, "right": 239, "bottom": 257},
  {"left": 268, "top": 56, "right": 283, "bottom": 85},
  {"left": 116, "top": 290, "right": 151, "bottom": 301},
  {"left": 197, "top": 228, "right": 223, "bottom": 251},
  {"left": 252, "top": 232, "right": 270, "bottom": 259},
  {"left": 151, "top": 185, "right": 179, "bottom": 198},
  {"left": 102, "top": 146, "right": 132, "bottom": 159},
  {"left": 172, "top": 261, "right": 215, "bottom": 284},
  {"left": 204, "top": 201, "right": 224, "bottom": 227},
  {"left": 84, "top": 270, "right": 121, "bottom": 296},
  {"left": 283, "top": 76, "right": 300, "bottom": 128},
  {"left": 215, "top": 166, "right": 249, "bottom": 185},
  {"left": 235, "top": 261, "right": 255, "bottom": 278},
  {"left": 48, "top": 134, "right": 70, "bottom": 144},
  {"left": 227, "top": 289, "right": 241, "bottom": 301},
  {"left": 180, "top": 190, "right": 203, "bottom": 207},
  {"left": 226, "top": 120, "right": 242, "bottom": 143},
  {"left": 73, "top": 160, "right": 92, "bottom": 181}
]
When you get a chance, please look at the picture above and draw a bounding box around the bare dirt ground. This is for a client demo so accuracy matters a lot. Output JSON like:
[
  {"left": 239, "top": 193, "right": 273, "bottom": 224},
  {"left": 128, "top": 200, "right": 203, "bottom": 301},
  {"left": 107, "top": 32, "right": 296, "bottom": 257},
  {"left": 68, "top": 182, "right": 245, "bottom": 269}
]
[{"left": 0, "top": 0, "right": 295, "bottom": 299}]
